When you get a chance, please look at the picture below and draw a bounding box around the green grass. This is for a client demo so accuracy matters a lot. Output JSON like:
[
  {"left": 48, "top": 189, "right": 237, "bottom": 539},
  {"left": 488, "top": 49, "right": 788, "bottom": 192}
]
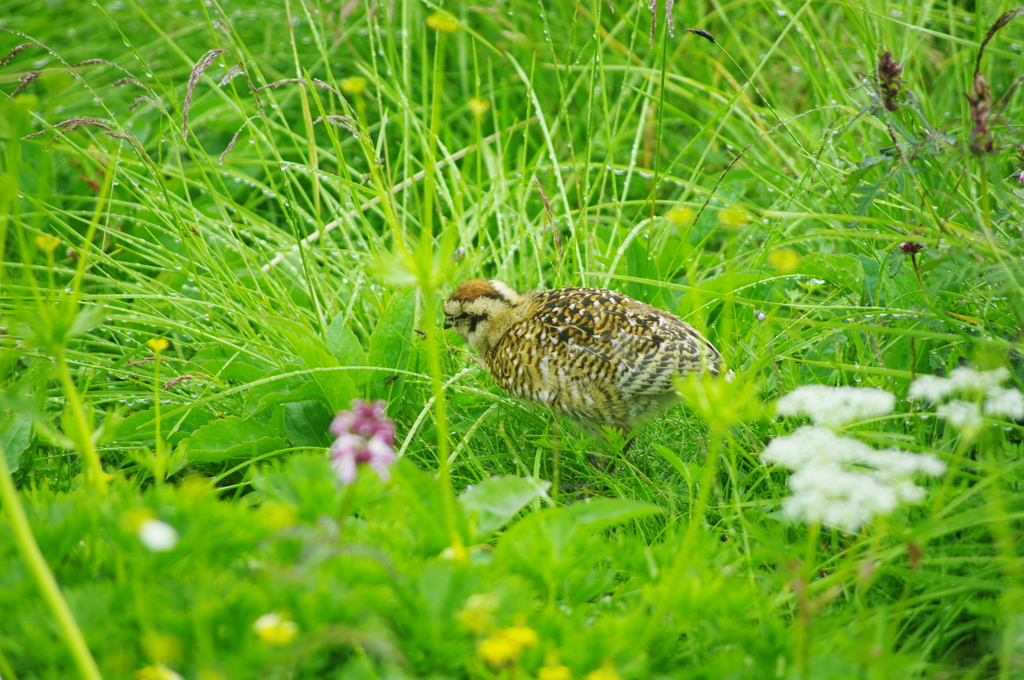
[{"left": 1, "top": 0, "right": 1023, "bottom": 677}]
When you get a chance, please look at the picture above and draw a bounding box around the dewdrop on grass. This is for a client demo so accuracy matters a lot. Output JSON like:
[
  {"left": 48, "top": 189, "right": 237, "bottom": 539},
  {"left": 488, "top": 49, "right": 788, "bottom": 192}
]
[{"left": 776, "top": 385, "right": 896, "bottom": 428}]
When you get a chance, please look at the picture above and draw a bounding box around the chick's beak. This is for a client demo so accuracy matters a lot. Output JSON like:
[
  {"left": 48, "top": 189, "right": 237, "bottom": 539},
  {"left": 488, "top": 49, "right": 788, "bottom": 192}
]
[{"left": 443, "top": 321, "right": 453, "bottom": 330}]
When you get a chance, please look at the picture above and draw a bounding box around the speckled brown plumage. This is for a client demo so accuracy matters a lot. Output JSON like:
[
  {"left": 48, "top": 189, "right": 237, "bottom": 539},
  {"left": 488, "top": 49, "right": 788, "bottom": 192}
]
[{"left": 443, "top": 279, "right": 727, "bottom": 433}]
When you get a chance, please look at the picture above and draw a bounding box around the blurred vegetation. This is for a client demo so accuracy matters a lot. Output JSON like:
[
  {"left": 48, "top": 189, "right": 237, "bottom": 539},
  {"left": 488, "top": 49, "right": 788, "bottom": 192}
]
[{"left": 0, "top": 0, "right": 1023, "bottom": 677}]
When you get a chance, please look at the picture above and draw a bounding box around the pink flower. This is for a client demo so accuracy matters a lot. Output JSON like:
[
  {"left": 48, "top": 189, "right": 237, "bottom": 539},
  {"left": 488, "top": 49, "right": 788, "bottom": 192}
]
[{"left": 328, "top": 400, "right": 397, "bottom": 485}]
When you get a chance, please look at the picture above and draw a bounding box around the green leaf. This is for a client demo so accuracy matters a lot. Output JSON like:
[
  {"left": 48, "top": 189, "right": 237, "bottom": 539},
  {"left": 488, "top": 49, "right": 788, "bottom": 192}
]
[
  {"left": 459, "top": 476, "right": 550, "bottom": 540},
  {"left": 565, "top": 497, "right": 666, "bottom": 530},
  {"left": 284, "top": 400, "right": 333, "bottom": 448},
  {"left": 367, "top": 288, "right": 419, "bottom": 401},
  {"left": 327, "top": 311, "right": 368, "bottom": 366},
  {"left": 855, "top": 254, "right": 882, "bottom": 305},
  {"left": 651, "top": 443, "right": 690, "bottom": 480},
  {"left": 390, "top": 460, "right": 467, "bottom": 555},
  {"left": 197, "top": 358, "right": 268, "bottom": 385},
  {"left": 117, "top": 407, "right": 215, "bottom": 446},
  {"left": 326, "top": 312, "right": 369, "bottom": 392},
  {"left": 685, "top": 272, "right": 766, "bottom": 299},
  {"left": 244, "top": 379, "right": 326, "bottom": 418},
  {"left": 253, "top": 453, "right": 337, "bottom": 520},
  {"left": 241, "top": 365, "right": 309, "bottom": 418},
  {"left": 798, "top": 252, "right": 864, "bottom": 292},
  {"left": 292, "top": 339, "right": 357, "bottom": 413},
  {"left": 494, "top": 505, "right": 620, "bottom": 605},
  {"left": 181, "top": 416, "right": 287, "bottom": 464},
  {"left": 0, "top": 410, "right": 33, "bottom": 472},
  {"left": 68, "top": 304, "right": 107, "bottom": 340}
]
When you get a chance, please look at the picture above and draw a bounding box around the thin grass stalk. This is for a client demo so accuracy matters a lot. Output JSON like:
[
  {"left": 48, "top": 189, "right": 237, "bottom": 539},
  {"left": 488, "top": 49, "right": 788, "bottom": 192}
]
[
  {"left": 0, "top": 446, "right": 104, "bottom": 680},
  {"left": 54, "top": 348, "right": 107, "bottom": 495},
  {"left": 0, "top": 646, "right": 19, "bottom": 680},
  {"left": 422, "top": 23, "right": 457, "bottom": 547},
  {"left": 151, "top": 344, "right": 166, "bottom": 484}
]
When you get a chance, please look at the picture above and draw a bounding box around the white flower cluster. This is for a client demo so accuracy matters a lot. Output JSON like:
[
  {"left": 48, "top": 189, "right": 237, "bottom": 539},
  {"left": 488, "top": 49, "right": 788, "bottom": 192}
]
[
  {"left": 764, "top": 385, "right": 945, "bottom": 532},
  {"left": 909, "top": 367, "right": 1024, "bottom": 433},
  {"left": 776, "top": 385, "right": 895, "bottom": 428}
]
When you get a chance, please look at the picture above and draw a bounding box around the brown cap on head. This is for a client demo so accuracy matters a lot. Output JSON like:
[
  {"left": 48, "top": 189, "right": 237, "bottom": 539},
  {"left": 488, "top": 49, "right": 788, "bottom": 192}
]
[{"left": 448, "top": 279, "right": 505, "bottom": 302}]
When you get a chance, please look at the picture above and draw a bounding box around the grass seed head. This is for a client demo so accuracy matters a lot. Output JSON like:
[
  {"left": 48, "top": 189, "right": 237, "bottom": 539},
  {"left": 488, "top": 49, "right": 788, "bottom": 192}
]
[{"left": 876, "top": 50, "right": 904, "bottom": 111}]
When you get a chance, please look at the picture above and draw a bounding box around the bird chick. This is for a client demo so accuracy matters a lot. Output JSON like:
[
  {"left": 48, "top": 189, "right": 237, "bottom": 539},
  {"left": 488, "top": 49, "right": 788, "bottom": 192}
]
[{"left": 443, "top": 279, "right": 728, "bottom": 434}]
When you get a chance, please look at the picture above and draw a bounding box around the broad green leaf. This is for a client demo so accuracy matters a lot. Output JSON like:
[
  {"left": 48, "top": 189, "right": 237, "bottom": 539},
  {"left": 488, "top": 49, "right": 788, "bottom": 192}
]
[
  {"left": 652, "top": 442, "right": 690, "bottom": 480},
  {"left": 241, "top": 365, "right": 309, "bottom": 418},
  {"left": 390, "top": 460, "right": 467, "bottom": 555},
  {"left": 197, "top": 359, "right": 267, "bottom": 385},
  {"left": 326, "top": 311, "right": 369, "bottom": 391},
  {"left": 181, "top": 416, "right": 287, "bottom": 464},
  {"left": 685, "top": 272, "right": 766, "bottom": 298},
  {"left": 495, "top": 505, "right": 618, "bottom": 605},
  {"left": 244, "top": 379, "right": 326, "bottom": 417},
  {"left": 565, "top": 497, "right": 666, "bottom": 531},
  {"left": 367, "top": 288, "right": 419, "bottom": 401},
  {"left": 855, "top": 254, "right": 882, "bottom": 304},
  {"left": 798, "top": 252, "right": 864, "bottom": 292},
  {"left": 117, "top": 407, "right": 215, "bottom": 446},
  {"left": 251, "top": 452, "right": 387, "bottom": 522},
  {"left": 284, "top": 400, "right": 333, "bottom": 448},
  {"left": 0, "top": 410, "right": 33, "bottom": 472},
  {"left": 292, "top": 339, "right": 357, "bottom": 412},
  {"left": 459, "top": 476, "right": 550, "bottom": 540},
  {"left": 327, "top": 311, "right": 368, "bottom": 366},
  {"left": 68, "top": 304, "right": 107, "bottom": 340}
]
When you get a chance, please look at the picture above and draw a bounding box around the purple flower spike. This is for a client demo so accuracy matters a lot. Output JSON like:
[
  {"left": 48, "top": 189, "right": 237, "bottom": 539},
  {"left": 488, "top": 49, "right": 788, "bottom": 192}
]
[{"left": 328, "top": 400, "right": 397, "bottom": 485}]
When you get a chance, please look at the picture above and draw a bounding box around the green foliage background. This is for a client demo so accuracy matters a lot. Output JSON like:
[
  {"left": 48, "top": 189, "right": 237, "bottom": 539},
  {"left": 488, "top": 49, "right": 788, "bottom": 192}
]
[{"left": 0, "top": 0, "right": 1023, "bottom": 677}]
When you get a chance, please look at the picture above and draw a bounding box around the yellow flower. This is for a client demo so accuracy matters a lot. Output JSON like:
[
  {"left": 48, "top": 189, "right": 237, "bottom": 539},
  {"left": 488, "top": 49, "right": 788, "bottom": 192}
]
[
  {"left": 502, "top": 624, "right": 538, "bottom": 649},
  {"left": 141, "top": 632, "right": 182, "bottom": 664},
  {"left": 198, "top": 672, "right": 229, "bottom": 680},
  {"left": 121, "top": 507, "right": 157, "bottom": 534},
  {"left": 666, "top": 206, "right": 694, "bottom": 227},
  {"left": 458, "top": 593, "right": 497, "bottom": 634},
  {"left": 717, "top": 207, "right": 750, "bottom": 228},
  {"left": 147, "top": 338, "right": 170, "bottom": 354},
  {"left": 135, "top": 666, "right": 183, "bottom": 680},
  {"left": 476, "top": 624, "right": 539, "bottom": 667},
  {"left": 86, "top": 468, "right": 116, "bottom": 486},
  {"left": 477, "top": 634, "right": 518, "bottom": 668},
  {"left": 584, "top": 661, "right": 621, "bottom": 680},
  {"left": 468, "top": 97, "right": 491, "bottom": 118},
  {"left": 539, "top": 664, "right": 573, "bottom": 680},
  {"left": 540, "top": 650, "right": 572, "bottom": 679},
  {"left": 767, "top": 247, "right": 800, "bottom": 274},
  {"left": 253, "top": 613, "right": 298, "bottom": 645},
  {"left": 35, "top": 234, "right": 61, "bottom": 255},
  {"left": 426, "top": 11, "right": 460, "bottom": 32},
  {"left": 341, "top": 77, "right": 367, "bottom": 96},
  {"left": 441, "top": 541, "right": 469, "bottom": 564},
  {"left": 260, "top": 500, "right": 298, "bottom": 531}
]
